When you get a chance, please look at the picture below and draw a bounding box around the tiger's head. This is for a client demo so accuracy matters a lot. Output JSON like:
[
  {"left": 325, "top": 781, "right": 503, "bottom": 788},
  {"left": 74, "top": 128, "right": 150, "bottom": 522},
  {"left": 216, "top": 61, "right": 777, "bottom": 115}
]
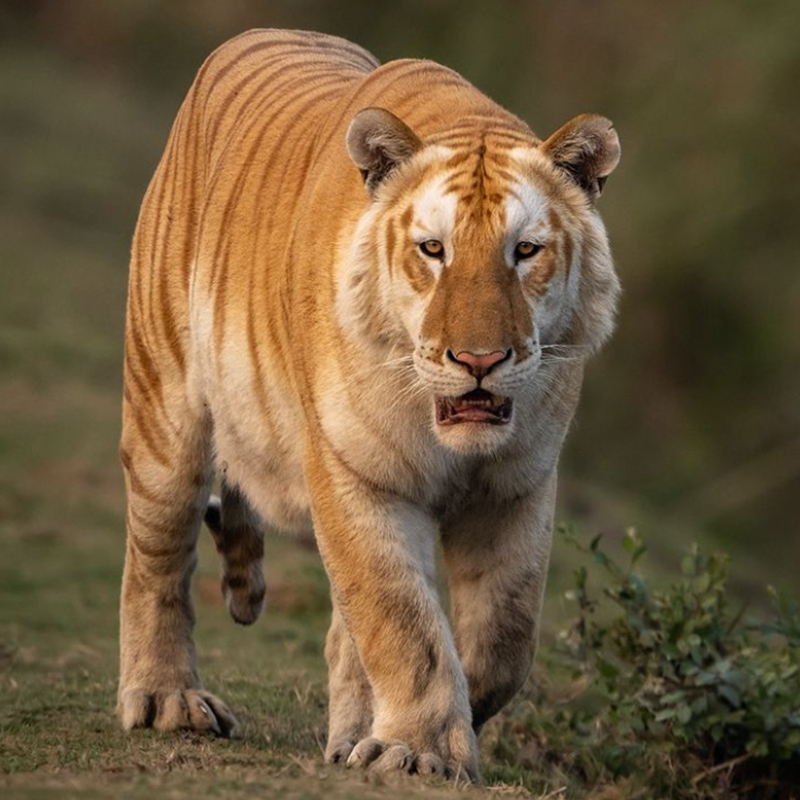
[{"left": 338, "top": 107, "right": 621, "bottom": 454}]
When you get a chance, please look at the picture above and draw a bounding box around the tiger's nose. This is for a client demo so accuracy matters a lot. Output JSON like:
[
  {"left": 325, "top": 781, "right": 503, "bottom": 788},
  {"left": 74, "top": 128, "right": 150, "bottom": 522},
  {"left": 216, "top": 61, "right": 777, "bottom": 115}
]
[{"left": 446, "top": 348, "right": 512, "bottom": 380}]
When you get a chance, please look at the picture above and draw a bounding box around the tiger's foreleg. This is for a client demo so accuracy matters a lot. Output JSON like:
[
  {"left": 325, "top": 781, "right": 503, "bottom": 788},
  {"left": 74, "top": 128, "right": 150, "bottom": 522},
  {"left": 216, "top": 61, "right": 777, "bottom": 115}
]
[
  {"left": 307, "top": 443, "right": 480, "bottom": 781},
  {"left": 117, "top": 378, "right": 237, "bottom": 736},
  {"left": 323, "top": 601, "right": 374, "bottom": 764},
  {"left": 442, "top": 476, "right": 556, "bottom": 731}
]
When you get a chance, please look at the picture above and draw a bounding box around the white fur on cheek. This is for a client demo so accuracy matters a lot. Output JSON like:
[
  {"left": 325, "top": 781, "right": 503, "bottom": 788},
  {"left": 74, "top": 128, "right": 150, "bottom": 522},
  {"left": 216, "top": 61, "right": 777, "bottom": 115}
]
[
  {"left": 395, "top": 281, "right": 428, "bottom": 348},
  {"left": 335, "top": 206, "right": 394, "bottom": 346}
]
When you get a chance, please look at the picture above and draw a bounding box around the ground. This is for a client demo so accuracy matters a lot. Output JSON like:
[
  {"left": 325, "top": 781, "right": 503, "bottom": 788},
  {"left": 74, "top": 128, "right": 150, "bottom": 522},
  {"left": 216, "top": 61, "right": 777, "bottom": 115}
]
[{"left": 0, "top": 481, "right": 543, "bottom": 799}]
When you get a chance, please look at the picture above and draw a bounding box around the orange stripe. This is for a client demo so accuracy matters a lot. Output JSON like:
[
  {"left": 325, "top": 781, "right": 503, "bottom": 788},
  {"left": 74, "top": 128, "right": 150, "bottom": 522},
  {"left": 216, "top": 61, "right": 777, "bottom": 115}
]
[
  {"left": 206, "top": 53, "right": 348, "bottom": 154},
  {"left": 402, "top": 255, "right": 435, "bottom": 294},
  {"left": 120, "top": 447, "right": 172, "bottom": 505}
]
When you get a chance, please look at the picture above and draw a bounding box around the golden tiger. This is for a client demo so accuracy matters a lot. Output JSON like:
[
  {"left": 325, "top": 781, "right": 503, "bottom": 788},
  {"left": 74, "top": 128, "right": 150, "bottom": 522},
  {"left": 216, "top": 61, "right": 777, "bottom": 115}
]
[{"left": 118, "top": 28, "right": 621, "bottom": 781}]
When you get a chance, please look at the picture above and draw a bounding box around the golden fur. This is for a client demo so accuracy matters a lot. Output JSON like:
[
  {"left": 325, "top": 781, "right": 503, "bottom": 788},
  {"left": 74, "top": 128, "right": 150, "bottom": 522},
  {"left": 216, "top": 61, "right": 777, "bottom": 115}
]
[{"left": 118, "top": 29, "right": 621, "bottom": 779}]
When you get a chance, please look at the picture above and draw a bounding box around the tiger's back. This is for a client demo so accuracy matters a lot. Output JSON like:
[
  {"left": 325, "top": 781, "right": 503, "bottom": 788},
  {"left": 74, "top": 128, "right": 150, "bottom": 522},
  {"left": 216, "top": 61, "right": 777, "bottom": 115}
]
[{"left": 124, "top": 28, "right": 378, "bottom": 426}]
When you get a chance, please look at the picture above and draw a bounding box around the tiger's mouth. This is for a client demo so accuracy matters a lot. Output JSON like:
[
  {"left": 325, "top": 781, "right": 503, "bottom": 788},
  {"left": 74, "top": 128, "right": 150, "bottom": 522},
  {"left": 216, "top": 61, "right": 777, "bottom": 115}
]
[{"left": 435, "top": 389, "right": 513, "bottom": 426}]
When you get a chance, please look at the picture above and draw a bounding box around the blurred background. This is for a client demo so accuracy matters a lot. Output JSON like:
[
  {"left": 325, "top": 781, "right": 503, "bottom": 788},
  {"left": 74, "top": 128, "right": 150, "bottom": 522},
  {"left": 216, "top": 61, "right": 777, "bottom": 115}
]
[{"left": 2, "top": 0, "right": 799, "bottom": 601}]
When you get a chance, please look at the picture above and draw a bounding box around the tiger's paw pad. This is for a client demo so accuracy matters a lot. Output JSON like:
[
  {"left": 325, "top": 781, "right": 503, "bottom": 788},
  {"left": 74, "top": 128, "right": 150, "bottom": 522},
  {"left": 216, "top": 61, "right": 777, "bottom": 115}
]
[{"left": 118, "top": 688, "right": 238, "bottom": 737}]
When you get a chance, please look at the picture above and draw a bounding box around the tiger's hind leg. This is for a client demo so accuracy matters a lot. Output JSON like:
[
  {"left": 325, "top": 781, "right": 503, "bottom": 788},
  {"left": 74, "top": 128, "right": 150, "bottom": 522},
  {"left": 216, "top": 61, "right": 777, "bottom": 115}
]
[
  {"left": 204, "top": 481, "right": 266, "bottom": 626},
  {"left": 117, "top": 383, "right": 237, "bottom": 737}
]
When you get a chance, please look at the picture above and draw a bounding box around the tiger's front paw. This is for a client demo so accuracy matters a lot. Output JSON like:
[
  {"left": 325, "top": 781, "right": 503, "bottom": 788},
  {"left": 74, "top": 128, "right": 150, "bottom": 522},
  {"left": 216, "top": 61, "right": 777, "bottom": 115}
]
[
  {"left": 343, "top": 716, "right": 480, "bottom": 783},
  {"left": 324, "top": 735, "right": 357, "bottom": 764},
  {"left": 117, "top": 687, "right": 238, "bottom": 737}
]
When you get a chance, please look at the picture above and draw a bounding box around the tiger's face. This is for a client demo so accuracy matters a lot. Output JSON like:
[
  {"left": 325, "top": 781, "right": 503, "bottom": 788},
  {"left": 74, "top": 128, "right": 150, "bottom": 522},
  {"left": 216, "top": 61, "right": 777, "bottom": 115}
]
[{"left": 342, "top": 109, "right": 620, "bottom": 454}]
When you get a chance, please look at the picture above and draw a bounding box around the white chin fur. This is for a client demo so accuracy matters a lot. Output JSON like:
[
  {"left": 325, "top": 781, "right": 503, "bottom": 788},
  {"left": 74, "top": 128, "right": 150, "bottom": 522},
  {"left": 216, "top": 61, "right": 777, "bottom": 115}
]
[{"left": 432, "top": 410, "right": 517, "bottom": 455}]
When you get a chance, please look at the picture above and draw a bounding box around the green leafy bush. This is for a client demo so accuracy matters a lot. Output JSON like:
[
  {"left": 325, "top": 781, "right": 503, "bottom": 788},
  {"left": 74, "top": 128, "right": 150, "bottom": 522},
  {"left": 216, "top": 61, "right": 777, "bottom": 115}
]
[{"left": 488, "top": 528, "right": 800, "bottom": 799}]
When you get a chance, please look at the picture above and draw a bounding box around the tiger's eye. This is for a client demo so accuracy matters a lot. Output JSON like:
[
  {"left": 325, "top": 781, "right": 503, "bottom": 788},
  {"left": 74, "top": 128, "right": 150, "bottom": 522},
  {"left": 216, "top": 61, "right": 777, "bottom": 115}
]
[
  {"left": 419, "top": 239, "right": 444, "bottom": 259},
  {"left": 514, "top": 241, "right": 542, "bottom": 261}
]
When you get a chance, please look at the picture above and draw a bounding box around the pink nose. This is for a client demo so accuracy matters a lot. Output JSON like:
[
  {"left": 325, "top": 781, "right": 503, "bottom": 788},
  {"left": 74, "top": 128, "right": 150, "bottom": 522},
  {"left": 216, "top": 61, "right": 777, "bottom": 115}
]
[{"left": 447, "top": 349, "right": 511, "bottom": 379}]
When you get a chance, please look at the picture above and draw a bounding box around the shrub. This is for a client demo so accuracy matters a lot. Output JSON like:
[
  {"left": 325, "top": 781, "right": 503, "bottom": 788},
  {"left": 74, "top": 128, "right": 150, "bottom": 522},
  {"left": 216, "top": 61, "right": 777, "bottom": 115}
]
[{"left": 487, "top": 528, "right": 800, "bottom": 799}]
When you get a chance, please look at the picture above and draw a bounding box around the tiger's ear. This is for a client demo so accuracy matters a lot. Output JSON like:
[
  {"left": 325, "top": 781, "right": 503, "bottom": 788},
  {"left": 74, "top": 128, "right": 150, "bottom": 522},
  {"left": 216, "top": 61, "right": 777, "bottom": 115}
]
[
  {"left": 541, "top": 114, "right": 620, "bottom": 201},
  {"left": 346, "top": 107, "right": 423, "bottom": 194}
]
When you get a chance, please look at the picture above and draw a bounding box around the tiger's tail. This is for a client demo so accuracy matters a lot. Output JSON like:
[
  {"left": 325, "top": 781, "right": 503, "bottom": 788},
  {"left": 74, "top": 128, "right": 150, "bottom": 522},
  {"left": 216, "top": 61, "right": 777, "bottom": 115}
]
[{"left": 204, "top": 482, "right": 266, "bottom": 625}]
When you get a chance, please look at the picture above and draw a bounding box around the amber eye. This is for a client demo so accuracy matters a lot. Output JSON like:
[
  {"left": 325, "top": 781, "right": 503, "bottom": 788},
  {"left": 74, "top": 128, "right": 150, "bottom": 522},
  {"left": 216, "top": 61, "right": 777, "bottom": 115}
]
[
  {"left": 419, "top": 239, "right": 444, "bottom": 259},
  {"left": 514, "top": 241, "right": 543, "bottom": 261}
]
